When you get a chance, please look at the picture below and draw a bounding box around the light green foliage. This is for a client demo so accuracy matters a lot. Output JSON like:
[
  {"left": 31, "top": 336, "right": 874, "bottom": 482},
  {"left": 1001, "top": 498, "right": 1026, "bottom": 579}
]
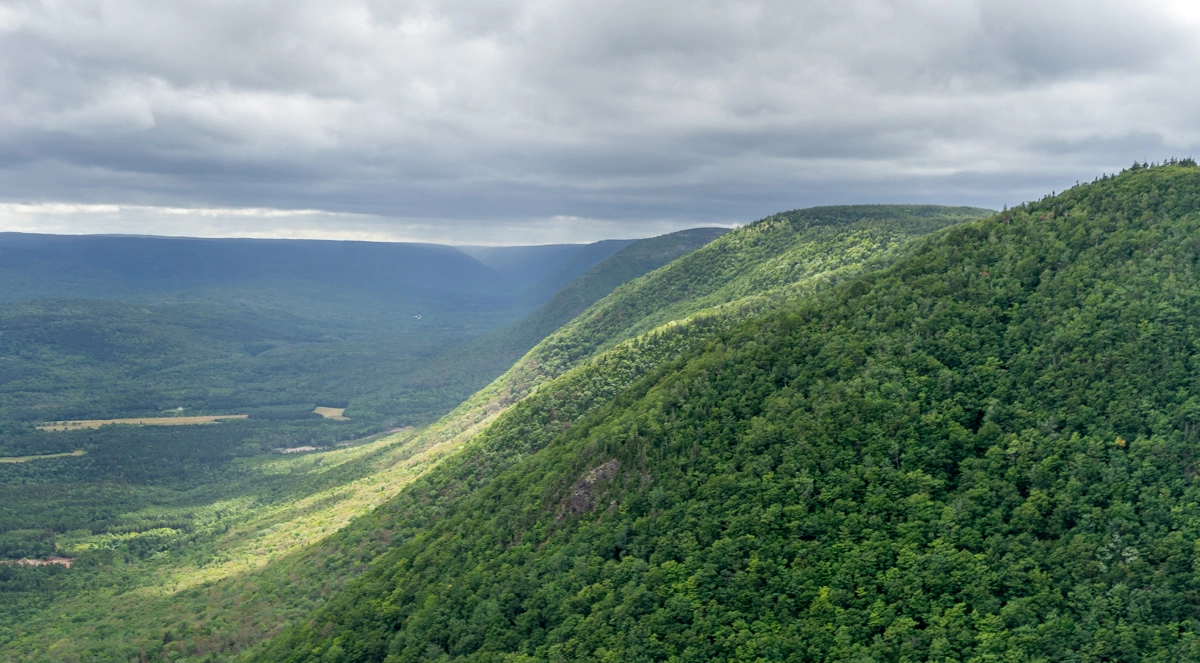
[{"left": 484, "top": 205, "right": 989, "bottom": 410}]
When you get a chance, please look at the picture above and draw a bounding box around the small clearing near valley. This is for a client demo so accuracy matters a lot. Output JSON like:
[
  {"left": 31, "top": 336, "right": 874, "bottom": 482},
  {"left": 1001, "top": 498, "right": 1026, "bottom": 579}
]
[
  {"left": 0, "top": 450, "right": 86, "bottom": 463},
  {"left": 313, "top": 406, "right": 348, "bottom": 420},
  {"left": 37, "top": 415, "right": 248, "bottom": 431}
]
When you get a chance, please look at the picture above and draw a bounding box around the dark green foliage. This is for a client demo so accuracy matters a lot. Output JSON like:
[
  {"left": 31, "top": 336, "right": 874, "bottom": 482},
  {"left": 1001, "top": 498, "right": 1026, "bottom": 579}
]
[
  {"left": 0, "top": 530, "right": 55, "bottom": 559},
  {"left": 258, "top": 166, "right": 1200, "bottom": 661}
]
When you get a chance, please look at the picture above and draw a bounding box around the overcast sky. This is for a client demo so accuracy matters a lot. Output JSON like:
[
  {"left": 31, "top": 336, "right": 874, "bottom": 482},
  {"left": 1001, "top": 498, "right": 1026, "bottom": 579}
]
[{"left": 1, "top": 0, "right": 1198, "bottom": 244}]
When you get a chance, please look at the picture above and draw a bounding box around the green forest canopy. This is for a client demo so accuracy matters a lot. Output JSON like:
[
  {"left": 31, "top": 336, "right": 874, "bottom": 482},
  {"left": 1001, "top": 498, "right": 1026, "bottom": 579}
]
[
  {"left": 0, "top": 207, "right": 983, "bottom": 661},
  {"left": 257, "top": 163, "right": 1200, "bottom": 662}
]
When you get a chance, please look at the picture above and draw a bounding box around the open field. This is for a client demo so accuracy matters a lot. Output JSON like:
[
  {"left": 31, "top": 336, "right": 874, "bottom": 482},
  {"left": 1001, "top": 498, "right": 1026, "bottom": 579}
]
[
  {"left": 37, "top": 415, "right": 248, "bottom": 431},
  {"left": 0, "top": 449, "right": 86, "bottom": 463},
  {"left": 0, "top": 556, "right": 75, "bottom": 567},
  {"left": 312, "top": 406, "right": 348, "bottom": 420}
]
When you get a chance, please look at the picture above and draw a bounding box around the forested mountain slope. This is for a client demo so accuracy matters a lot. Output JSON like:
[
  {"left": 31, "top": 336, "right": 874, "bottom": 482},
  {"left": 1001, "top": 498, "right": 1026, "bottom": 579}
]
[
  {"left": 0, "top": 206, "right": 978, "bottom": 662},
  {"left": 258, "top": 164, "right": 1200, "bottom": 661},
  {"left": 489, "top": 227, "right": 732, "bottom": 351},
  {"left": 176, "top": 205, "right": 978, "bottom": 661},
  {"left": 426, "top": 205, "right": 989, "bottom": 449}
]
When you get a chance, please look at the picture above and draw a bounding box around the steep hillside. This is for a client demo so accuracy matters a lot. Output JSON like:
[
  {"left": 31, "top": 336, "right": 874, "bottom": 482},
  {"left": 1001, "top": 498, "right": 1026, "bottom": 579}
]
[
  {"left": 0, "top": 206, "right": 978, "bottom": 661},
  {"left": 442, "top": 205, "right": 990, "bottom": 438},
  {"left": 259, "top": 164, "right": 1200, "bottom": 661},
  {"left": 489, "top": 227, "right": 732, "bottom": 351},
  {"left": 340, "top": 206, "right": 986, "bottom": 546},
  {"left": 215, "top": 206, "right": 977, "bottom": 658}
]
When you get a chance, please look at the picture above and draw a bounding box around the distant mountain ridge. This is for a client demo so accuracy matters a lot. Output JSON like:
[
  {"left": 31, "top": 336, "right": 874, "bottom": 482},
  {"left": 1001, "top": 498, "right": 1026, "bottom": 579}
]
[
  {"left": 459, "top": 240, "right": 637, "bottom": 306},
  {"left": 0, "top": 233, "right": 628, "bottom": 306},
  {"left": 0, "top": 233, "right": 647, "bottom": 427}
]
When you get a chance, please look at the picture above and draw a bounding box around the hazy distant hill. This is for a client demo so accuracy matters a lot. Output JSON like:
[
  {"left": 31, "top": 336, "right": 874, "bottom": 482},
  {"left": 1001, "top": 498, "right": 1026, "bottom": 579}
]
[
  {"left": 460, "top": 240, "right": 636, "bottom": 306},
  {"left": 505, "top": 227, "right": 732, "bottom": 345},
  {"left": 0, "top": 233, "right": 624, "bottom": 307},
  {"left": 0, "top": 233, "right": 645, "bottom": 428}
]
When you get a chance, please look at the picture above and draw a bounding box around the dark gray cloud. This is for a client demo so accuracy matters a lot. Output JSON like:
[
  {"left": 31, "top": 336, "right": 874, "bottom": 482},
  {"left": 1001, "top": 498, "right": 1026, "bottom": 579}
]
[{"left": 1, "top": 0, "right": 1198, "bottom": 243}]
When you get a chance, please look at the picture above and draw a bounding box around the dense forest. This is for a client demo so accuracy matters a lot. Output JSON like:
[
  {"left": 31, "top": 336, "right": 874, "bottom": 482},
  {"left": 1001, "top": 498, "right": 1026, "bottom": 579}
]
[
  {"left": 0, "top": 228, "right": 721, "bottom": 658},
  {"left": 0, "top": 206, "right": 980, "bottom": 660},
  {"left": 0, "top": 235, "right": 623, "bottom": 431},
  {"left": 0, "top": 229, "right": 724, "bottom": 569},
  {"left": 20, "top": 160, "right": 1200, "bottom": 661},
  {"left": 252, "top": 163, "right": 1200, "bottom": 661}
]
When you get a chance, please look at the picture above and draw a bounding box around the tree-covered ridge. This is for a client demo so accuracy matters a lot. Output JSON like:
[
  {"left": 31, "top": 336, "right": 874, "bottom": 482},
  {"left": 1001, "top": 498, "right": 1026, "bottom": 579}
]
[
  {"left": 529, "top": 205, "right": 991, "bottom": 374},
  {"left": 350, "top": 205, "right": 974, "bottom": 494},
  {"left": 225, "top": 209, "right": 964, "bottom": 663},
  {"left": 479, "top": 205, "right": 989, "bottom": 412},
  {"left": 257, "top": 165, "right": 1200, "bottom": 661},
  {"left": 0, "top": 209, "right": 959, "bottom": 661},
  {"left": 497, "top": 227, "right": 732, "bottom": 351},
  {"left": 307, "top": 206, "right": 975, "bottom": 556}
]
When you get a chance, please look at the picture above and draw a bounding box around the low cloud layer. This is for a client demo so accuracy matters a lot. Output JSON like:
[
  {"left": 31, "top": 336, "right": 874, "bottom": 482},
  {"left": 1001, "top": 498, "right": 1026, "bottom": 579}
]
[{"left": 2, "top": 0, "right": 1198, "bottom": 243}]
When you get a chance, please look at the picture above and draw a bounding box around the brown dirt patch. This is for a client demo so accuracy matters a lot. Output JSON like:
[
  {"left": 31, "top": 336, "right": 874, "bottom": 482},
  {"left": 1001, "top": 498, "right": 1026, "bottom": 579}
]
[
  {"left": 37, "top": 415, "right": 248, "bottom": 431},
  {"left": 0, "top": 450, "right": 86, "bottom": 463}
]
